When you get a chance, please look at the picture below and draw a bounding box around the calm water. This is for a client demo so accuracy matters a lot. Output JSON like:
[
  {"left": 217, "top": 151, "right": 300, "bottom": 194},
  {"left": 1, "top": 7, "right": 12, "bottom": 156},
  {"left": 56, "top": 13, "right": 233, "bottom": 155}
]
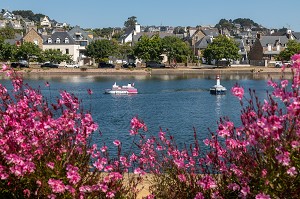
[{"left": 0, "top": 73, "right": 287, "bottom": 152}]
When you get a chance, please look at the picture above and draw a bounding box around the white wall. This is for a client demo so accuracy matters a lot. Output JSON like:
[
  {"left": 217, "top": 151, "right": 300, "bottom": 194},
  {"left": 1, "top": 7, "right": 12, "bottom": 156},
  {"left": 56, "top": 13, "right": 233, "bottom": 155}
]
[{"left": 43, "top": 44, "right": 80, "bottom": 63}]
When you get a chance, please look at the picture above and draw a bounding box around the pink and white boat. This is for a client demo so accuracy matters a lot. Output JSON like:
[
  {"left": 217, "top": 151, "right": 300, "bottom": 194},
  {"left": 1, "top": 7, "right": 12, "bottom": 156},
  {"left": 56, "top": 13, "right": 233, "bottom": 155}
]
[{"left": 105, "top": 82, "right": 138, "bottom": 94}]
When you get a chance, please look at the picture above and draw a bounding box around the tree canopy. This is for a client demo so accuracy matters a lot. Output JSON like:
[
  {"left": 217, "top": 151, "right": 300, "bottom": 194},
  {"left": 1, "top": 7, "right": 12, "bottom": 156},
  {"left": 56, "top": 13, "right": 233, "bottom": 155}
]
[
  {"left": 277, "top": 40, "right": 300, "bottom": 61},
  {"left": 124, "top": 16, "right": 137, "bottom": 28},
  {"left": 161, "top": 36, "right": 191, "bottom": 63},
  {"left": 42, "top": 49, "right": 72, "bottom": 63},
  {"left": 85, "top": 39, "right": 118, "bottom": 62},
  {"left": 15, "top": 42, "right": 42, "bottom": 61},
  {"left": 203, "top": 35, "right": 240, "bottom": 66},
  {"left": 0, "top": 38, "right": 16, "bottom": 61},
  {"left": 133, "top": 35, "right": 163, "bottom": 62}
]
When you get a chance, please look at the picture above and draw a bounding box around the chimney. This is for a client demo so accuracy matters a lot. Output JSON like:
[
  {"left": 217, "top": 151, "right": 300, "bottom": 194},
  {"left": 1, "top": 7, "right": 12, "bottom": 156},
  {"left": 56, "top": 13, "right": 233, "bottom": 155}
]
[
  {"left": 286, "top": 29, "right": 292, "bottom": 39},
  {"left": 256, "top": 32, "right": 261, "bottom": 39}
]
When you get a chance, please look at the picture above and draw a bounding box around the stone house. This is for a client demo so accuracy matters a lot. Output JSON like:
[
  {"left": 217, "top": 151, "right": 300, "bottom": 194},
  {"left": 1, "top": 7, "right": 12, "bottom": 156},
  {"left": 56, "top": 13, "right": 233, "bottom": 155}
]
[{"left": 22, "top": 28, "right": 43, "bottom": 49}]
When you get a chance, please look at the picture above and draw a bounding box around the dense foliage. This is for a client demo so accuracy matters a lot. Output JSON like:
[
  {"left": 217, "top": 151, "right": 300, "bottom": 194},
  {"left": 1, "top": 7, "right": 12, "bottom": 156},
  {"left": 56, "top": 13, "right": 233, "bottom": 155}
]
[
  {"left": 277, "top": 40, "right": 300, "bottom": 61},
  {"left": 85, "top": 39, "right": 118, "bottom": 62},
  {"left": 203, "top": 35, "right": 240, "bottom": 66}
]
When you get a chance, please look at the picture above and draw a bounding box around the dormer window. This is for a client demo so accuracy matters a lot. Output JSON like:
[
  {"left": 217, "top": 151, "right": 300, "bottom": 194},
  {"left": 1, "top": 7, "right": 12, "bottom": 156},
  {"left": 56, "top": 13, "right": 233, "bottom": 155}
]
[
  {"left": 48, "top": 38, "right": 52, "bottom": 43},
  {"left": 56, "top": 38, "right": 60, "bottom": 43},
  {"left": 65, "top": 38, "right": 69, "bottom": 43}
]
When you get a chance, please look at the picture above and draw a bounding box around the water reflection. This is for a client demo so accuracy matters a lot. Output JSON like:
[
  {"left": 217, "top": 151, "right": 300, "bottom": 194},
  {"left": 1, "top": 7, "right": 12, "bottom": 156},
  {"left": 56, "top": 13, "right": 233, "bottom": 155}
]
[
  {"left": 215, "top": 94, "right": 225, "bottom": 118},
  {"left": 12, "top": 72, "right": 293, "bottom": 82}
]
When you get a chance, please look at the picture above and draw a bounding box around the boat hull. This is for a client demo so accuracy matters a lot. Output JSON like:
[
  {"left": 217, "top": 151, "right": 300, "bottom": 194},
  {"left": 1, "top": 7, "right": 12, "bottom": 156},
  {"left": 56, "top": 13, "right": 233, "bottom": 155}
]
[
  {"left": 210, "top": 88, "right": 226, "bottom": 95},
  {"left": 105, "top": 89, "right": 138, "bottom": 94}
]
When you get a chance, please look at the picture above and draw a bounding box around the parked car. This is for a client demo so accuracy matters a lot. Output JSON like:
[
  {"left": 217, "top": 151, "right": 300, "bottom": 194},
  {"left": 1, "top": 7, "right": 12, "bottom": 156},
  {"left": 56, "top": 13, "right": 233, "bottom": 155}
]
[
  {"left": 98, "top": 62, "right": 115, "bottom": 68},
  {"left": 275, "top": 61, "right": 292, "bottom": 68},
  {"left": 65, "top": 63, "right": 79, "bottom": 68},
  {"left": 145, "top": 61, "right": 165, "bottom": 68},
  {"left": 11, "top": 60, "right": 29, "bottom": 68},
  {"left": 122, "top": 62, "right": 136, "bottom": 68},
  {"left": 41, "top": 62, "right": 59, "bottom": 68}
]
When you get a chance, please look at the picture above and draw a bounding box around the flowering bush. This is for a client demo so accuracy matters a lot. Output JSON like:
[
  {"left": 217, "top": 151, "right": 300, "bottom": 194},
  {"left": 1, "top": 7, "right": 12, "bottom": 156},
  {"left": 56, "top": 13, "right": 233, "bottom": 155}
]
[
  {"left": 2, "top": 52, "right": 300, "bottom": 198},
  {"left": 0, "top": 65, "right": 141, "bottom": 198},
  {"left": 127, "top": 55, "right": 300, "bottom": 198}
]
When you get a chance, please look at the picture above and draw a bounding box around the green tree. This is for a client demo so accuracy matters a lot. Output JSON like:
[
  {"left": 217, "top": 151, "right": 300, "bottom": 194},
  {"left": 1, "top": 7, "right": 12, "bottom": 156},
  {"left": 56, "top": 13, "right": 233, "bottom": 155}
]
[
  {"left": 15, "top": 42, "right": 42, "bottom": 62},
  {"left": 161, "top": 36, "right": 191, "bottom": 63},
  {"left": 133, "top": 35, "right": 163, "bottom": 62},
  {"left": 173, "top": 27, "right": 185, "bottom": 34},
  {"left": 0, "top": 27, "right": 17, "bottom": 39},
  {"left": 124, "top": 16, "right": 137, "bottom": 28},
  {"left": 42, "top": 49, "right": 72, "bottom": 63},
  {"left": 85, "top": 39, "right": 118, "bottom": 62},
  {"left": 277, "top": 40, "right": 300, "bottom": 61},
  {"left": 117, "top": 42, "right": 134, "bottom": 62},
  {"left": 203, "top": 35, "right": 240, "bottom": 66},
  {"left": 0, "top": 38, "right": 16, "bottom": 61}
]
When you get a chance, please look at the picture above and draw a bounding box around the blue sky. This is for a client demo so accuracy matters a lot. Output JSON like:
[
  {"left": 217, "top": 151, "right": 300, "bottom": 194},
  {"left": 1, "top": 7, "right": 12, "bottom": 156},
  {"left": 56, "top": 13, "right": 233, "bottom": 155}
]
[{"left": 1, "top": 0, "right": 300, "bottom": 31}]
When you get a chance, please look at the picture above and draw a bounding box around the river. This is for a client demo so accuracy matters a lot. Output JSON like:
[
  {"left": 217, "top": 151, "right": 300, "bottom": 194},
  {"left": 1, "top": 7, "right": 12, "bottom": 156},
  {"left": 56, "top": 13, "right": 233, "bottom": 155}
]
[{"left": 0, "top": 73, "right": 289, "bottom": 152}]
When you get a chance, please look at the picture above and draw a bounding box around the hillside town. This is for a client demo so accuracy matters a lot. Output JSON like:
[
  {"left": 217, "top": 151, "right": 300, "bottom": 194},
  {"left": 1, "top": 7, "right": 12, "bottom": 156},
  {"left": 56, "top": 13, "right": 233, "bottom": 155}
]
[{"left": 1, "top": 9, "right": 299, "bottom": 67}]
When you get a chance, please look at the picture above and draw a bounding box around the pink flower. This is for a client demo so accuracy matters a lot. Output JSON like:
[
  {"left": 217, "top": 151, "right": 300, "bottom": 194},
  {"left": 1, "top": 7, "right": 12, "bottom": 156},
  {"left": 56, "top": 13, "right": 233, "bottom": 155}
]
[
  {"left": 178, "top": 174, "right": 186, "bottom": 182},
  {"left": 197, "top": 175, "right": 217, "bottom": 190},
  {"left": 45, "top": 82, "right": 50, "bottom": 87},
  {"left": 113, "top": 140, "right": 121, "bottom": 146},
  {"left": 194, "top": 192, "right": 205, "bottom": 199},
  {"left": 287, "top": 167, "right": 298, "bottom": 176},
  {"left": 281, "top": 80, "right": 289, "bottom": 88},
  {"left": 2, "top": 64, "right": 9, "bottom": 71},
  {"left": 66, "top": 164, "right": 81, "bottom": 184},
  {"left": 255, "top": 193, "right": 271, "bottom": 199},
  {"left": 48, "top": 179, "right": 65, "bottom": 193},
  {"left": 276, "top": 151, "right": 290, "bottom": 166},
  {"left": 46, "top": 162, "right": 55, "bottom": 169},
  {"left": 261, "top": 169, "right": 267, "bottom": 178},
  {"left": 106, "top": 191, "right": 115, "bottom": 198},
  {"left": 231, "top": 85, "right": 244, "bottom": 100}
]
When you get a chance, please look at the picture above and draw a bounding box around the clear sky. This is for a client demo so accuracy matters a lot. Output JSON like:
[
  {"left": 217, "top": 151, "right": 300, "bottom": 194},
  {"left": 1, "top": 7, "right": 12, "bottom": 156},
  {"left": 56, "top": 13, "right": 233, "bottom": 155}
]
[{"left": 1, "top": 0, "right": 300, "bottom": 31}]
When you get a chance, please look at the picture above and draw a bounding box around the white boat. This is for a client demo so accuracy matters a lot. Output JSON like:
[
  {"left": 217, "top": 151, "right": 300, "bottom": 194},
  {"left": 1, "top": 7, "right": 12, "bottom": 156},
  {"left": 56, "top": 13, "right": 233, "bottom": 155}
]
[
  {"left": 105, "top": 82, "right": 138, "bottom": 94},
  {"left": 210, "top": 75, "right": 226, "bottom": 95}
]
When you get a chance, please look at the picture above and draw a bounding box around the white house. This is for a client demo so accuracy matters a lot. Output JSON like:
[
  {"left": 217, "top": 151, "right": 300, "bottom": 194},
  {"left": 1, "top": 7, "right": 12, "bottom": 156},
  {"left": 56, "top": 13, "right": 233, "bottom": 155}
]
[
  {"left": 43, "top": 32, "right": 80, "bottom": 64},
  {"left": 40, "top": 16, "right": 51, "bottom": 28}
]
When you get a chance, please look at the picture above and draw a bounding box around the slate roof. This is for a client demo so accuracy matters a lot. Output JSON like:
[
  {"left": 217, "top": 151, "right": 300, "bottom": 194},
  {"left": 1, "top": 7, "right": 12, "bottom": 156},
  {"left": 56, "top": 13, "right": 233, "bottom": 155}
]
[
  {"left": 195, "top": 36, "right": 213, "bottom": 49},
  {"left": 201, "top": 28, "right": 219, "bottom": 37},
  {"left": 4, "top": 33, "right": 22, "bottom": 45},
  {"left": 259, "top": 36, "right": 289, "bottom": 46},
  {"left": 119, "top": 26, "right": 135, "bottom": 42},
  {"left": 68, "top": 26, "right": 92, "bottom": 42},
  {"left": 292, "top": 32, "right": 300, "bottom": 40},
  {"left": 43, "top": 32, "right": 77, "bottom": 45}
]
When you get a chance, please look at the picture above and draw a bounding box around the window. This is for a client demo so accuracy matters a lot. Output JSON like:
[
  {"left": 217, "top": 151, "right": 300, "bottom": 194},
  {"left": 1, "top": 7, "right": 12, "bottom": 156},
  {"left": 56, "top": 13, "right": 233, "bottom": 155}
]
[
  {"left": 56, "top": 38, "right": 60, "bottom": 43},
  {"left": 48, "top": 38, "right": 52, "bottom": 43},
  {"left": 65, "top": 38, "right": 69, "bottom": 43},
  {"left": 33, "top": 39, "right": 38, "bottom": 45},
  {"left": 66, "top": 49, "right": 69, "bottom": 54}
]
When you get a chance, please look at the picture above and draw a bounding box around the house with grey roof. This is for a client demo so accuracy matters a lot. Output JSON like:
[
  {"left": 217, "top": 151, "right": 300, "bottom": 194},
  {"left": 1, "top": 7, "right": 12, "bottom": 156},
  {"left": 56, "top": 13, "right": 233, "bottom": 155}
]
[
  {"left": 43, "top": 31, "right": 80, "bottom": 64},
  {"left": 68, "top": 26, "right": 93, "bottom": 65},
  {"left": 248, "top": 33, "right": 291, "bottom": 65},
  {"left": 119, "top": 24, "right": 141, "bottom": 45},
  {"left": 8, "top": 20, "right": 23, "bottom": 30}
]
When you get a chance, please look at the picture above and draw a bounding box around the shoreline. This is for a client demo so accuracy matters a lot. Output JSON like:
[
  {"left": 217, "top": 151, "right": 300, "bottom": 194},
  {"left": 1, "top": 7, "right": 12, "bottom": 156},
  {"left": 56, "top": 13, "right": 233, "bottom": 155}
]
[{"left": 12, "top": 66, "right": 291, "bottom": 76}]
